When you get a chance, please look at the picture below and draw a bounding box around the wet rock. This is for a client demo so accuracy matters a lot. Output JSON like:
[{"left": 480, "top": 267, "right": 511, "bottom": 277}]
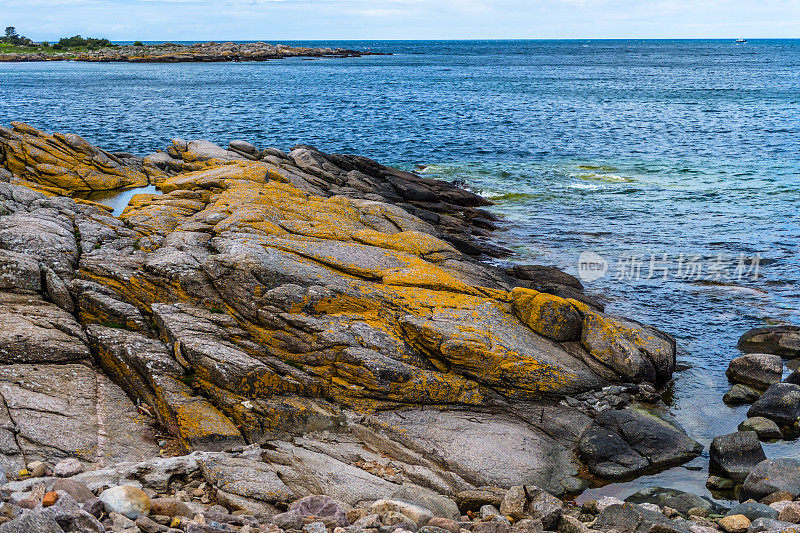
[
  {"left": 709, "top": 432, "right": 767, "bottom": 483},
  {"left": 726, "top": 503, "right": 778, "bottom": 522},
  {"left": 738, "top": 326, "right": 800, "bottom": 358},
  {"left": 706, "top": 475, "right": 736, "bottom": 491},
  {"left": 738, "top": 417, "right": 783, "bottom": 440},
  {"left": 578, "top": 408, "right": 702, "bottom": 479},
  {"left": 99, "top": 485, "right": 152, "bottom": 519},
  {"left": 747, "top": 383, "right": 800, "bottom": 429},
  {"left": 724, "top": 384, "right": 762, "bottom": 405},
  {"left": 594, "top": 502, "right": 688, "bottom": 533},
  {"left": 741, "top": 459, "right": 800, "bottom": 502},
  {"left": 625, "top": 487, "right": 717, "bottom": 515},
  {"left": 726, "top": 354, "right": 783, "bottom": 390}
]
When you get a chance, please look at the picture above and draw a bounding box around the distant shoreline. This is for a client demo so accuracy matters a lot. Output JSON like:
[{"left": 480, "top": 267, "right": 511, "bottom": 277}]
[{"left": 0, "top": 40, "right": 388, "bottom": 63}]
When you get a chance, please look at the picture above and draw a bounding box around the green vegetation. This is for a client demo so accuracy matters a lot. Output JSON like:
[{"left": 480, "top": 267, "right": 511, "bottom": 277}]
[
  {"left": 0, "top": 27, "right": 119, "bottom": 55},
  {"left": 1, "top": 27, "right": 33, "bottom": 46},
  {"left": 52, "top": 35, "right": 115, "bottom": 50}
]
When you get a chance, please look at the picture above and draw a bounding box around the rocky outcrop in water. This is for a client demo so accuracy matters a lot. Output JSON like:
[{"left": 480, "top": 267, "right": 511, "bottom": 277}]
[
  {"left": 0, "top": 41, "right": 383, "bottom": 63},
  {"left": 0, "top": 122, "right": 694, "bottom": 529}
]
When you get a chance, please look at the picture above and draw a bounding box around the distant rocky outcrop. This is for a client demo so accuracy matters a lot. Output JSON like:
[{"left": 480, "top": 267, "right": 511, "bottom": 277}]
[
  {"left": 0, "top": 122, "right": 688, "bottom": 509},
  {"left": 0, "top": 41, "right": 383, "bottom": 63}
]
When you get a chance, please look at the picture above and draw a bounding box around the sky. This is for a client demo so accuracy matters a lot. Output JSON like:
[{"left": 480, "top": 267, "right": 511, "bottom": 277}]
[{"left": 1, "top": 0, "right": 799, "bottom": 41}]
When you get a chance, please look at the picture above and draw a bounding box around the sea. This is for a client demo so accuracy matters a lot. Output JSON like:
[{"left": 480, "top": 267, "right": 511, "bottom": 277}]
[{"left": 1, "top": 39, "right": 799, "bottom": 501}]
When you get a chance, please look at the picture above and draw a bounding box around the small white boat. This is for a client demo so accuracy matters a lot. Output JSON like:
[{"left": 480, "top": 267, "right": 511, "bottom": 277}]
[{"left": 735, "top": 38, "right": 747, "bottom": 43}]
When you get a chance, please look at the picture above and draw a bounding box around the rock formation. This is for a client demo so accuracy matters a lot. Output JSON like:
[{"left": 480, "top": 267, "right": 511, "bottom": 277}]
[{"left": 0, "top": 122, "right": 692, "bottom": 509}]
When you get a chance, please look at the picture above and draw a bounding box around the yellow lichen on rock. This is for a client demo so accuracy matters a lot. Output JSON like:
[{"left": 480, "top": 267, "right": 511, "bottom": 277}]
[{"left": 511, "top": 287, "right": 583, "bottom": 341}]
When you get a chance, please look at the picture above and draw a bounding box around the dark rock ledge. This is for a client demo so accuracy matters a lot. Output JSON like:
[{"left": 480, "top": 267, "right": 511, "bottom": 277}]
[{"left": 0, "top": 122, "right": 702, "bottom": 531}]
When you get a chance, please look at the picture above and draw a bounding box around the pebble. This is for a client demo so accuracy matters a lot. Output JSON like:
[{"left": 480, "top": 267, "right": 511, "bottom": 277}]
[
  {"left": 41, "top": 491, "right": 58, "bottom": 507},
  {"left": 26, "top": 461, "right": 48, "bottom": 478}
]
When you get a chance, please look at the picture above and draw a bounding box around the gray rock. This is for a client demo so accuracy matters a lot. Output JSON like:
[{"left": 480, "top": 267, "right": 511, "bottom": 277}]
[
  {"left": 51, "top": 479, "right": 94, "bottom": 503},
  {"left": 303, "top": 522, "right": 328, "bottom": 533},
  {"left": 739, "top": 417, "right": 783, "bottom": 440},
  {"left": 290, "top": 495, "right": 349, "bottom": 527},
  {"left": 578, "top": 408, "right": 702, "bottom": 479},
  {"left": 392, "top": 484, "right": 460, "bottom": 521},
  {"left": 748, "top": 517, "right": 797, "bottom": 533},
  {"left": 726, "top": 502, "right": 779, "bottom": 521},
  {"left": 709, "top": 432, "right": 767, "bottom": 483},
  {"left": 741, "top": 459, "right": 800, "bottom": 502},
  {"left": 455, "top": 488, "right": 506, "bottom": 512},
  {"left": 197, "top": 454, "right": 294, "bottom": 504},
  {"left": 0, "top": 512, "right": 65, "bottom": 532},
  {"left": 739, "top": 326, "right": 800, "bottom": 358},
  {"left": 481, "top": 505, "right": 501, "bottom": 518},
  {"left": 727, "top": 354, "right": 783, "bottom": 390},
  {"left": 724, "top": 384, "right": 762, "bottom": 405},
  {"left": 594, "top": 503, "right": 689, "bottom": 533},
  {"left": 625, "top": 487, "right": 718, "bottom": 515},
  {"left": 748, "top": 383, "right": 800, "bottom": 429},
  {"left": 53, "top": 458, "right": 83, "bottom": 478},
  {"left": 229, "top": 140, "right": 257, "bottom": 155},
  {"left": 499, "top": 486, "right": 562, "bottom": 529},
  {"left": 272, "top": 509, "right": 303, "bottom": 530}
]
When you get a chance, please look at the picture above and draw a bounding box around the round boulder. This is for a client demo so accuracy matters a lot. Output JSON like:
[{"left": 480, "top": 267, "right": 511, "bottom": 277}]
[
  {"left": 98, "top": 485, "right": 151, "bottom": 519},
  {"left": 747, "top": 383, "right": 800, "bottom": 430},
  {"left": 738, "top": 326, "right": 800, "bottom": 358}
]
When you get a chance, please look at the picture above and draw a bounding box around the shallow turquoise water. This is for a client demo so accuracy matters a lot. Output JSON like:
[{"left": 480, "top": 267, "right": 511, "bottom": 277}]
[{"left": 1, "top": 39, "right": 798, "bottom": 499}]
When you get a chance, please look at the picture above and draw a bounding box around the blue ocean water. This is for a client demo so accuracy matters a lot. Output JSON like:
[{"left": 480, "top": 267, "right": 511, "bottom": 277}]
[{"left": 1, "top": 40, "right": 799, "bottom": 499}]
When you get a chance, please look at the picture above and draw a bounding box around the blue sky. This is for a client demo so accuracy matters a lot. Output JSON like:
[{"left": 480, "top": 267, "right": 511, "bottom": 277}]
[{"left": 2, "top": 0, "right": 798, "bottom": 41}]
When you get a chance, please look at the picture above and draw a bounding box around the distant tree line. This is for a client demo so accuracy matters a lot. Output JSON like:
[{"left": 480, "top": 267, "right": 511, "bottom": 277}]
[
  {"left": 2, "top": 27, "right": 33, "bottom": 46},
  {"left": 1, "top": 27, "right": 116, "bottom": 50}
]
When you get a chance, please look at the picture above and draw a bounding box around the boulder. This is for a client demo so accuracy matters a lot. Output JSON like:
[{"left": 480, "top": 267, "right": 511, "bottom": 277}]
[
  {"left": 51, "top": 479, "right": 94, "bottom": 503},
  {"left": 719, "top": 515, "right": 750, "bottom": 533},
  {"left": 738, "top": 417, "right": 783, "bottom": 440},
  {"left": 455, "top": 487, "right": 506, "bottom": 512},
  {"left": 741, "top": 459, "right": 800, "bottom": 502},
  {"left": 98, "top": 485, "right": 151, "bottom": 519},
  {"left": 727, "top": 354, "right": 783, "bottom": 390},
  {"left": 290, "top": 495, "right": 349, "bottom": 527},
  {"left": 578, "top": 409, "right": 702, "bottom": 479},
  {"left": 593, "top": 503, "right": 688, "bottom": 533},
  {"left": 738, "top": 326, "right": 800, "bottom": 358},
  {"left": 709, "top": 432, "right": 767, "bottom": 483},
  {"left": 499, "top": 485, "right": 562, "bottom": 529},
  {"left": 747, "top": 383, "right": 800, "bottom": 429},
  {"left": 726, "top": 502, "right": 779, "bottom": 521},
  {"left": 0, "top": 512, "right": 65, "bottom": 532},
  {"left": 370, "top": 499, "right": 433, "bottom": 527},
  {"left": 625, "top": 487, "right": 717, "bottom": 515},
  {"left": 724, "top": 384, "right": 762, "bottom": 405}
]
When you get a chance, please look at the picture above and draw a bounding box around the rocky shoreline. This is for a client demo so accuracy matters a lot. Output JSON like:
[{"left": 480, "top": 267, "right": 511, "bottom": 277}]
[
  {"left": 0, "top": 122, "right": 799, "bottom": 532},
  {"left": 0, "top": 41, "right": 383, "bottom": 62}
]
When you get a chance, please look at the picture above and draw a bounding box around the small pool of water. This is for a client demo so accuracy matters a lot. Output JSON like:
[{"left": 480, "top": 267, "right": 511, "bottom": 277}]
[{"left": 77, "top": 185, "right": 160, "bottom": 216}]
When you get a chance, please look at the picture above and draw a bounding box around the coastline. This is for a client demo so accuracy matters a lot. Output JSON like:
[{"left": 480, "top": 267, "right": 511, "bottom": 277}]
[
  {"left": 0, "top": 122, "right": 798, "bottom": 532},
  {"left": 0, "top": 41, "right": 385, "bottom": 62}
]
